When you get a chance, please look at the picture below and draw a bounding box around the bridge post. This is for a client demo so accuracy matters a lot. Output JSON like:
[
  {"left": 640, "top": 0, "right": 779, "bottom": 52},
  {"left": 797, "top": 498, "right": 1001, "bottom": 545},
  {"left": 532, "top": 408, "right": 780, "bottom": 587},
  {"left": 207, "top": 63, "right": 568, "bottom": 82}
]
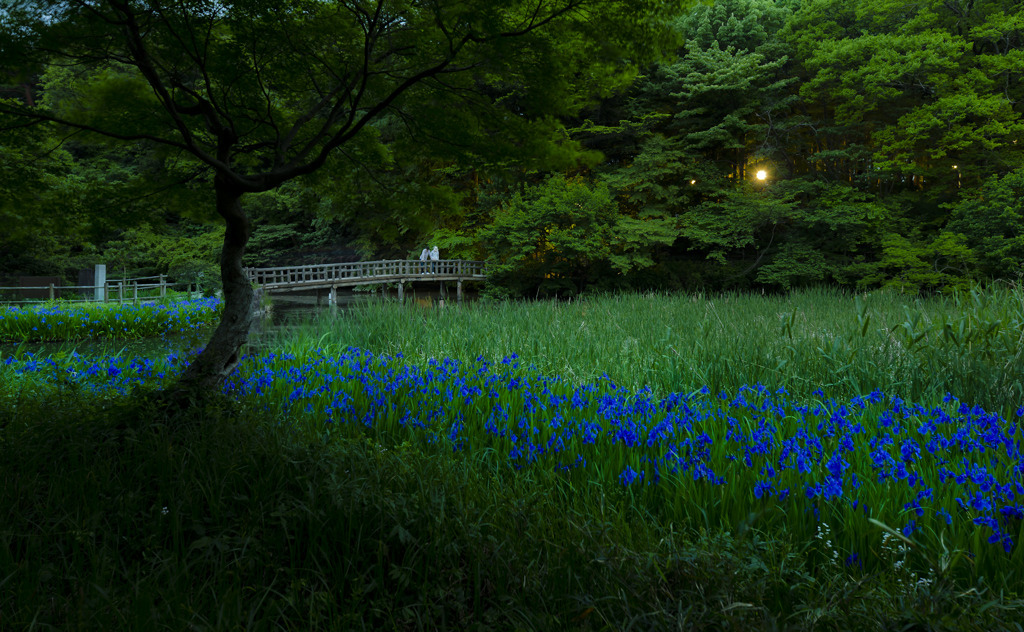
[
  {"left": 329, "top": 285, "right": 336, "bottom": 305},
  {"left": 457, "top": 280, "right": 463, "bottom": 303},
  {"left": 398, "top": 281, "right": 404, "bottom": 304}
]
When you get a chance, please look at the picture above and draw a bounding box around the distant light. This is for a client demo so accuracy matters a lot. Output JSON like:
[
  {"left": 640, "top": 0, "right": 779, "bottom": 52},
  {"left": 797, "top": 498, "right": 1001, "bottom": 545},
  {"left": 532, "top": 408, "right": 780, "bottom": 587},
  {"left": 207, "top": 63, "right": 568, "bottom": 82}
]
[
  {"left": 756, "top": 170, "right": 768, "bottom": 181},
  {"left": 952, "top": 165, "right": 958, "bottom": 169},
  {"left": 690, "top": 179, "right": 696, "bottom": 185}
]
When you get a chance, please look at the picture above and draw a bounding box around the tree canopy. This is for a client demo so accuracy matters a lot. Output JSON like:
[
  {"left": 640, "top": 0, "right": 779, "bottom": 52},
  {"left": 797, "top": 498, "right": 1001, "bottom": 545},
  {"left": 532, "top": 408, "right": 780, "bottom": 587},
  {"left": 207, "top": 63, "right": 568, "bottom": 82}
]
[
  {"left": 2, "top": 0, "right": 1023, "bottom": 351},
  {"left": 1, "top": 0, "right": 677, "bottom": 394}
]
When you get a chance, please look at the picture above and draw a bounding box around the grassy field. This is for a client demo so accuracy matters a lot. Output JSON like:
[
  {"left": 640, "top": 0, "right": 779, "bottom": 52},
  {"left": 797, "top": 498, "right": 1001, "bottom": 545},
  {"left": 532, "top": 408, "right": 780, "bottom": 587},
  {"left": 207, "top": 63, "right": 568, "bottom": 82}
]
[
  {"left": 2, "top": 287, "right": 1024, "bottom": 630},
  {"left": 264, "top": 285, "right": 1024, "bottom": 416}
]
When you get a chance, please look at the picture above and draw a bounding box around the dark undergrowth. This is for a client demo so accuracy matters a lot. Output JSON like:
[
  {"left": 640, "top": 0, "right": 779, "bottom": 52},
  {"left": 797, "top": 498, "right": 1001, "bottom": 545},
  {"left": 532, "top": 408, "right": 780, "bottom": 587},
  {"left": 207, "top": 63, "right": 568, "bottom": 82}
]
[{"left": 1, "top": 393, "right": 1022, "bottom": 631}]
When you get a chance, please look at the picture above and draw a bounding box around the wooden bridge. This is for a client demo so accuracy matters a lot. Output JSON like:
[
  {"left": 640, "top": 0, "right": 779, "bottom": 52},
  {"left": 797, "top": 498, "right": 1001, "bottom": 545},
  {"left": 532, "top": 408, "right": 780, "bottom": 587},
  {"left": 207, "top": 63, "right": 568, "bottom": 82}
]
[{"left": 245, "top": 259, "right": 486, "bottom": 303}]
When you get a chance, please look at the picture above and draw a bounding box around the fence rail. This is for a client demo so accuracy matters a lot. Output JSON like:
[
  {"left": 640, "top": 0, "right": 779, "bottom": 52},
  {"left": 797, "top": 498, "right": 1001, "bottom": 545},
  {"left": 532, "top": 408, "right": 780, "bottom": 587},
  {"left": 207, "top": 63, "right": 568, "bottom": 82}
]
[
  {"left": 3, "top": 260, "right": 486, "bottom": 306},
  {"left": 0, "top": 275, "right": 200, "bottom": 306}
]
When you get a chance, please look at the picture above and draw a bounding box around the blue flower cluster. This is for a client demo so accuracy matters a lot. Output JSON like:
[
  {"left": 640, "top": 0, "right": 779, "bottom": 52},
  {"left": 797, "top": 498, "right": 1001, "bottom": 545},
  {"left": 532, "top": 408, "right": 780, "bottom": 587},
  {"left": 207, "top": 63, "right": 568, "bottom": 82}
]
[
  {"left": 3, "top": 349, "right": 196, "bottom": 396},
  {"left": 0, "top": 297, "right": 221, "bottom": 341},
  {"left": 222, "top": 348, "right": 1022, "bottom": 558},
  {"left": 5, "top": 345, "right": 1022, "bottom": 565}
]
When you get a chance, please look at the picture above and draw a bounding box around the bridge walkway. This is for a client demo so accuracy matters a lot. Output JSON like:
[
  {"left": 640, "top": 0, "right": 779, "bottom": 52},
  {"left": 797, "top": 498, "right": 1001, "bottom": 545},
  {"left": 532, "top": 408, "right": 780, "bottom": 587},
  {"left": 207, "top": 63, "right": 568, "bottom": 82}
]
[{"left": 245, "top": 259, "right": 486, "bottom": 303}]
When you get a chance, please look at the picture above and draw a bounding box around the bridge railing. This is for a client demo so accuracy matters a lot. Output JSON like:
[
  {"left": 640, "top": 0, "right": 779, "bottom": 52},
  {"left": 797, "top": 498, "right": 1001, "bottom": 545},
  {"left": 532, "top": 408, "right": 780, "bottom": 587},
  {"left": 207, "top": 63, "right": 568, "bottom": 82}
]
[{"left": 245, "top": 259, "right": 486, "bottom": 287}]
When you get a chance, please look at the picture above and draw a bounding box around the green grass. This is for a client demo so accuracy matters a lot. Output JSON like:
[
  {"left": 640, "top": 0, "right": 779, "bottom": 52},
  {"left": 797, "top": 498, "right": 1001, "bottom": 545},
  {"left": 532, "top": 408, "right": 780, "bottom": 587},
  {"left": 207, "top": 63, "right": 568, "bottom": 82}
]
[
  {"left": 3, "top": 286, "right": 1024, "bottom": 630},
  {"left": 261, "top": 285, "right": 1024, "bottom": 417},
  {"left": 5, "top": 337, "right": 1022, "bottom": 586},
  {"left": 3, "top": 395, "right": 1022, "bottom": 631}
]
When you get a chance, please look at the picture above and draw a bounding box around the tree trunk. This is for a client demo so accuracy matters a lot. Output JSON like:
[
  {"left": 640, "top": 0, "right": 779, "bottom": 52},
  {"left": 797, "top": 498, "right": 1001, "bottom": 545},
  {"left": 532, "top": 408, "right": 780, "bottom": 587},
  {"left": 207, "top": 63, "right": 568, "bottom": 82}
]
[{"left": 177, "top": 176, "right": 255, "bottom": 395}]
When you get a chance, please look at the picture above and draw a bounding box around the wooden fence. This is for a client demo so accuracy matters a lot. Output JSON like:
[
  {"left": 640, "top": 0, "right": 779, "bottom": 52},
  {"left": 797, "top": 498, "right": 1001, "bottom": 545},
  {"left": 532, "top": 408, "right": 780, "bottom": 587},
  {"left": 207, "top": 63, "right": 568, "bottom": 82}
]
[{"left": 0, "top": 275, "right": 200, "bottom": 306}]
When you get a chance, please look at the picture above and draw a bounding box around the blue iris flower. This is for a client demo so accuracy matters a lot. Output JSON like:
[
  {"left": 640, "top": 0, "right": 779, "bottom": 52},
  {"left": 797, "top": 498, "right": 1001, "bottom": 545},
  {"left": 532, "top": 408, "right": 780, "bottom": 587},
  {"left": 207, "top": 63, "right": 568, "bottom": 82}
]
[
  {"left": 826, "top": 452, "right": 849, "bottom": 478},
  {"left": 754, "top": 480, "right": 773, "bottom": 499},
  {"left": 619, "top": 466, "right": 640, "bottom": 487},
  {"left": 823, "top": 477, "right": 843, "bottom": 500}
]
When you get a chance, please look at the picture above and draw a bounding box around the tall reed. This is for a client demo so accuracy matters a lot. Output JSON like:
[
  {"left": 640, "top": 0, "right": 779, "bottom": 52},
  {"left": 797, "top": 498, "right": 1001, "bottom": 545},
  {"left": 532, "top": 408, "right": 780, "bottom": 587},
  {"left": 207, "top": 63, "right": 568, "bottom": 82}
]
[{"left": 259, "top": 285, "right": 1024, "bottom": 417}]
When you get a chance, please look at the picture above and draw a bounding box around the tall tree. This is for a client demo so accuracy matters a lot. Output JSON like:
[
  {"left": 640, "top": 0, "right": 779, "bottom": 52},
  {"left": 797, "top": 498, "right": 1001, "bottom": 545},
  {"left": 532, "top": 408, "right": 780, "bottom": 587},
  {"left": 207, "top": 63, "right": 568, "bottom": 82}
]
[
  {"left": 783, "top": 0, "right": 1024, "bottom": 193},
  {"left": 1, "top": 0, "right": 673, "bottom": 395}
]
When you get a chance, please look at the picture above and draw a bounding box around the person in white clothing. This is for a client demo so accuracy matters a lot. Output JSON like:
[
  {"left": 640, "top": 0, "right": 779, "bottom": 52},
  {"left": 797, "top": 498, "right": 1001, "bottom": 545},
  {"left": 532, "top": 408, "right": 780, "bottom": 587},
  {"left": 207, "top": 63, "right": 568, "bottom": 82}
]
[
  {"left": 419, "top": 248, "right": 429, "bottom": 273},
  {"left": 430, "top": 246, "right": 439, "bottom": 273}
]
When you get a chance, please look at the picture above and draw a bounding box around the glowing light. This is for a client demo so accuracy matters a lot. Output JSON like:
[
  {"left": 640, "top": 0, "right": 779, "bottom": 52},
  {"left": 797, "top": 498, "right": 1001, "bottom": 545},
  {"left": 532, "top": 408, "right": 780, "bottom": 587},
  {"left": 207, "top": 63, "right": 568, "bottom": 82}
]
[
  {"left": 756, "top": 170, "right": 768, "bottom": 181},
  {"left": 690, "top": 179, "right": 696, "bottom": 185},
  {"left": 952, "top": 165, "right": 958, "bottom": 169}
]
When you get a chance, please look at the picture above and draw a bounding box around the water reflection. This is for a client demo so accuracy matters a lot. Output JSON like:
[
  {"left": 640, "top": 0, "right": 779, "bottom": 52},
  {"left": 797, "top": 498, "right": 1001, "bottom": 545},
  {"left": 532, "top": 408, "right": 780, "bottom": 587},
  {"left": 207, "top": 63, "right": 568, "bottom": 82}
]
[{"left": 257, "top": 286, "right": 473, "bottom": 324}]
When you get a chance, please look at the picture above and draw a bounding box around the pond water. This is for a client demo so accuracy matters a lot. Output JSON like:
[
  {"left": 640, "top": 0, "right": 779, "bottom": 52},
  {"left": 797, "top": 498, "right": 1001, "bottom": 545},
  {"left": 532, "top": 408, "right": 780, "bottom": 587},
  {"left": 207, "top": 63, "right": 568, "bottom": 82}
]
[
  {"left": 248, "top": 286, "right": 475, "bottom": 347},
  {"left": 263, "top": 284, "right": 469, "bottom": 319}
]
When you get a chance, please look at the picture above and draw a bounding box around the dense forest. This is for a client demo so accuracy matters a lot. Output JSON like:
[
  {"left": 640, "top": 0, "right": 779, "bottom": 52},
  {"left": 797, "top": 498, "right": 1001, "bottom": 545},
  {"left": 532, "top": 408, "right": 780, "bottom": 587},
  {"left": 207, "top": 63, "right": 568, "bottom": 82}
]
[{"left": 2, "top": 0, "right": 1022, "bottom": 297}]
